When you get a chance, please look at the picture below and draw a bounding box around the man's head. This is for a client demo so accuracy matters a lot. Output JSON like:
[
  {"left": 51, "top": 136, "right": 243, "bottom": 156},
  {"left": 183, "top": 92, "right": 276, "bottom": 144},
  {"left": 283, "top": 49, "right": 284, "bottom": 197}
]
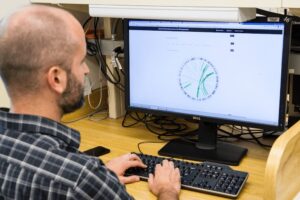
[{"left": 0, "top": 5, "right": 89, "bottom": 115}]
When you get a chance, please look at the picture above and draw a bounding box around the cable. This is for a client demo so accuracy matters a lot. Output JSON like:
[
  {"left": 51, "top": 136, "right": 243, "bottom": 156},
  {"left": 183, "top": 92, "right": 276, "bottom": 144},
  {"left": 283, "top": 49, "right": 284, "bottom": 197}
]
[
  {"left": 93, "top": 18, "right": 123, "bottom": 86},
  {"left": 88, "top": 110, "right": 108, "bottom": 122},
  {"left": 111, "top": 18, "right": 121, "bottom": 40},
  {"left": 122, "top": 111, "right": 147, "bottom": 127},
  {"left": 218, "top": 125, "right": 274, "bottom": 148},
  {"left": 122, "top": 111, "right": 189, "bottom": 141},
  {"left": 83, "top": 17, "right": 125, "bottom": 92},
  {"left": 256, "top": 8, "right": 286, "bottom": 18},
  {"left": 246, "top": 127, "right": 272, "bottom": 148},
  {"left": 256, "top": 8, "right": 300, "bottom": 21},
  {"left": 82, "top": 17, "right": 92, "bottom": 33},
  {"left": 123, "top": 111, "right": 277, "bottom": 150},
  {"left": 137, "top": 141, "right": 166, "bottom": 154},
  {"left": 61, "top": 110, "right": 100, "bottom": 124},
  {"left": 87, "top": 71, "right": 103, "bottom": 110}
]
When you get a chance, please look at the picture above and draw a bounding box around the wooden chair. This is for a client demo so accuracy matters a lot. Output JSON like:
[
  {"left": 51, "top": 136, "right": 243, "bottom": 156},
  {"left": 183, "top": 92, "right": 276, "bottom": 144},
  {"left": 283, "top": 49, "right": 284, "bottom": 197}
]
[{"left": 264, "top": 120, "right": 300, "bottom": 200}]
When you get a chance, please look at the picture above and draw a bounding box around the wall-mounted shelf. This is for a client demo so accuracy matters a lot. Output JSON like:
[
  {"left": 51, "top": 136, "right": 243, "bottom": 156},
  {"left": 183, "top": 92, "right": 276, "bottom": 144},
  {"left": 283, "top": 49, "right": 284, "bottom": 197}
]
[
  {"left": 31, "top": 0, "right": 88, "bottom": 4},
  {"left": 89, "top": 5, "right": 255, "bottom": 22},
  {"left": 31, "top": 0, "right": 282, "bottom": 8},
  {"left": 283, "top": 0, "right": 300, "bottom": 8}
]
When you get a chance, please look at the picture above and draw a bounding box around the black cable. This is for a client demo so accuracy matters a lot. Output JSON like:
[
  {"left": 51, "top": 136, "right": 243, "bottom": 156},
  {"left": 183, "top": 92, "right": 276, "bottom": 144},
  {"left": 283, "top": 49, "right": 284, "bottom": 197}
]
[
  {"left": 247, "top": 127, "right": 272, "bottom": 148},
  {"left": 86, "top": 42, "right": 97, "bottom": 56},
  {"left": 137, "top": 141, "right": 166, "bottom": 154},
  {"left": 218, "top": 125, "right": 273, "bottom": 148},
  {"left": 123, "top": 111, "right": 275, "bottom": 150},
  {"left": 83, "top": 17, "right": 126, "bottom": 92},
  {"left": 226, "top": 125, "right": 265, "bottom": 135},
  {"left": 122, "top": 111, "right": 189, "bottom": 141},
  {"left": 93, "top": 18, "right": 113, "bottom": 81},
  {"left": 122, "top": 111, "right": 147, "bottom": 127},
  {"left": 83, "top": 17, "right": 124, "bottom": 92},
  {"left": 145, "top": 117, "right": 188, "bottom": 138},
  {"left": 82, "top": 17, "right": 92, "bottom": 29},
  {"left": 94, "top": 18, "right": 121, "bottom": 85},
  {"left": 226, "top": 125, "right": 277, "bottom": 137},
  {"left": 256, "top": 8, "right": 300, "bottom": 21},
  {"left": 218, "top": 126, "right": 259, "bottom": 140},
  {"left": 256, "top": 8, "right": 286, "bottom": 18},
  {"left": 113, "top": 46, "right": 125, "bottom": 77},
  {"left": 284, "top": 9, "right": 288, "bottom": 16},
  {"left": 120, "top": 69, "right": 125, "bottom": 76}
]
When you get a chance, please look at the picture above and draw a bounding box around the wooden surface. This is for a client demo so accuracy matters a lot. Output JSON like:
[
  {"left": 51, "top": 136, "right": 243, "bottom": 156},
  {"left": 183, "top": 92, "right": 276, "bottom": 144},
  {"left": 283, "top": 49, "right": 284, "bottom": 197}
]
[
  {"left": 67, "top": 117, "right": 275, "bottom": 200},
  {"left": 264, "top": 120, "right": 300, "bottom": 200}
]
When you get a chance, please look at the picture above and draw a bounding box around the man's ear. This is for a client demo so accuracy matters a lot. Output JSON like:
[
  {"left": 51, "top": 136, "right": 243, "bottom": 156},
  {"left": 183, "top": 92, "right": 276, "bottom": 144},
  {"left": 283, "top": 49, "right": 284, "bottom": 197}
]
[{"left": 47, "top": 66, "right": 67, "bottom": 94}]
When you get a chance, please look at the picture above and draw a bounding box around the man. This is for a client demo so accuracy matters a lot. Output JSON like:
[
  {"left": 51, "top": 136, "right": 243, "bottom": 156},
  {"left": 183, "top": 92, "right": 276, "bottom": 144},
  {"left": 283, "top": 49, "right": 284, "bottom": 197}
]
[{"left": 0, "top": 5, "right": 181, "bottom": 200}]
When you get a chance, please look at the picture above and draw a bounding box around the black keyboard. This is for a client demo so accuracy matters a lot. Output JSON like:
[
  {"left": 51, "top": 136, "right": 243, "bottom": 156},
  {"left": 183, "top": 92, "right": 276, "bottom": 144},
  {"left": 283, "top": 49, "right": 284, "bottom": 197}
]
[{"left": 125, "top": 153, "right": 248, "bottom": 198}]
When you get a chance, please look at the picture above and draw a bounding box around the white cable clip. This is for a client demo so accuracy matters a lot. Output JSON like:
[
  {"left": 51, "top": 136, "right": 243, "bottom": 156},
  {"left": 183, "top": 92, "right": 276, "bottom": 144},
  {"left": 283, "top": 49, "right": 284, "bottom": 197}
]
[
  {"left": 115, "top": 57, "right": 123, "bottom": 70},
  {"left": 111, "top": 53, "right": 117, "bottom": 68}
]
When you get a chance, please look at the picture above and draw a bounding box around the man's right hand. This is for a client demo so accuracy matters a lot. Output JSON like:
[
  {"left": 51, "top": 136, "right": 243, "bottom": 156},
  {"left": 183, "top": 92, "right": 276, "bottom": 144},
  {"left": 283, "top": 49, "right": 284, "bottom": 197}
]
[{"left": 148, "top": 160, "right": 181, "bottom": 200}]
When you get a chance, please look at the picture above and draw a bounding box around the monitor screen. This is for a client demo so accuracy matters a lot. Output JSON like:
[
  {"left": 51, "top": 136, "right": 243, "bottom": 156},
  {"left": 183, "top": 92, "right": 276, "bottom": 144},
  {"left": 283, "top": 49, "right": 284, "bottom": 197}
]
[{"left": 124, "top": 19, "right": 290, "bottom": 165}]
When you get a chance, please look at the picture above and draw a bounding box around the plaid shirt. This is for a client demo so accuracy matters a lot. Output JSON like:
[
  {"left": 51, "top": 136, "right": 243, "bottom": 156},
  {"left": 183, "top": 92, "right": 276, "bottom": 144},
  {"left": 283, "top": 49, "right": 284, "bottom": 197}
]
[{"left": 0, "top": 109, "right": 133, "bottom": 200}]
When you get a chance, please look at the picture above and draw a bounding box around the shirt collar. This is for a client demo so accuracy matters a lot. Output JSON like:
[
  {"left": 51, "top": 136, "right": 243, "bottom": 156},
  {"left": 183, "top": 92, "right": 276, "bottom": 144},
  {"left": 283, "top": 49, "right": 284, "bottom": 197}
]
[{"left": 0, "top": 109, "right": 80, "bottom": 149}]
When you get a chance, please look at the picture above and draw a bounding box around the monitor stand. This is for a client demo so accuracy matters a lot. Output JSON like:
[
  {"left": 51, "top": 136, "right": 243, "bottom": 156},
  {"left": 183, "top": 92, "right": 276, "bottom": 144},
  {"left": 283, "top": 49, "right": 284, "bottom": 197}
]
[{"left": 158, "top": 122, "right": 247, "bottom": 166}]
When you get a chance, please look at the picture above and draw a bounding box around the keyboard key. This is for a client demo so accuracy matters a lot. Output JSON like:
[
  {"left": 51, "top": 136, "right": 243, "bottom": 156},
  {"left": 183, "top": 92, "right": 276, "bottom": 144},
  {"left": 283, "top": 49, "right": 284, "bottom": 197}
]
[{"left": 125, "top": 153, "right": 248, "bottom": 198}]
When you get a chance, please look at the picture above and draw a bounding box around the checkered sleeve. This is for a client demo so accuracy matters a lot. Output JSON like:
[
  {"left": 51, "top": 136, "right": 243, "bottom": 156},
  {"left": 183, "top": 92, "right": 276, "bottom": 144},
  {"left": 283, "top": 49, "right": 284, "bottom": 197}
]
[{"left": 73, "top": 159, "right": 134, "bottom": 200}]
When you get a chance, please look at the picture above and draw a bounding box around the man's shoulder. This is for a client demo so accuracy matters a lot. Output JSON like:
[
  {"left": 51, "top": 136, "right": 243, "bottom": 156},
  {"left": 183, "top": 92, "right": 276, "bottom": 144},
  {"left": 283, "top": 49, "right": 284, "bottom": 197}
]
[
  {"left": 0, "top": 148, "right": 117, "bottom": 199},
  {"left": 0, "top": 129, "right": 106, "bottom": 185}
]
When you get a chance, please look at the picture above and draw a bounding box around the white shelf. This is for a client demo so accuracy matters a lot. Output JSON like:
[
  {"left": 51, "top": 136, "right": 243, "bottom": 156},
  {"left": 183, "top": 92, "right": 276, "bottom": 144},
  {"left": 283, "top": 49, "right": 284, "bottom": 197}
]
[
  {"left": 89, "top": 0, "right": 281, "bottom": 8},
  {"left": 282, "top": 0, "right": 300, "bottom": 8},
  {"left": 89, "top": 6, "right": 255, "bottom": 22},
  {"left": 31, "top": 0, "right": 282, "bottom": 8},
  {"left": 31, "top": 0, "right": 88, "bottom": 3}
]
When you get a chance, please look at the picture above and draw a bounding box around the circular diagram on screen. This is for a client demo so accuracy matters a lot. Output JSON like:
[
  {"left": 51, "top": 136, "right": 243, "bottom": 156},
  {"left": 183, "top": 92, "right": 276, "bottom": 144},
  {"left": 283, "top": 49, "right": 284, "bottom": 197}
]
[{"left": 179, "top": 57, "right": 218, "bottom": 101}]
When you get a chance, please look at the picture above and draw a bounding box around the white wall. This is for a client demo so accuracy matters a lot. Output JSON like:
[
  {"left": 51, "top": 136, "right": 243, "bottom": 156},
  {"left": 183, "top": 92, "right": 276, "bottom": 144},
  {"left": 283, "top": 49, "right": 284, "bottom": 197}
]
[
  {"left": 0, "top": 0, "right": 31, "bottom": 107},
  {"left": 0, "top": 80, "right": 8, "bottom": 107}
]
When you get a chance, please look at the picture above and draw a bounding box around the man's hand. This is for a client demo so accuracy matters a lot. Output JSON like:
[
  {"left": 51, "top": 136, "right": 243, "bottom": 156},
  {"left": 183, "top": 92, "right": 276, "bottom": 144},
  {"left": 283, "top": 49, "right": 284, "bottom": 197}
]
[
  {"left": 106, "top": 153, "right": 147, "bottom": 184},
  {"left": 148, "top": 160, "right": 181, "bottom": 200}
]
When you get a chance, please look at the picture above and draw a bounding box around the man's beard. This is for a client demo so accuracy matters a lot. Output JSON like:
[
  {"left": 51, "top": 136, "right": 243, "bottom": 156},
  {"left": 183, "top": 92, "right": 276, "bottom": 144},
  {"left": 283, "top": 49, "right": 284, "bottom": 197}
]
[{"left": 59, "top": 73, "right": 85, "bottom": 114}]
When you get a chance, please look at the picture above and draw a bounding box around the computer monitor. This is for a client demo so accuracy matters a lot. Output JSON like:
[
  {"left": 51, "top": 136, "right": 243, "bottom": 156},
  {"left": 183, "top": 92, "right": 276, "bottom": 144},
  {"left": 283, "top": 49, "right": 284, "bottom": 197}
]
[{"left": 124, "top": 19, "right": 291, "bottom": 165}]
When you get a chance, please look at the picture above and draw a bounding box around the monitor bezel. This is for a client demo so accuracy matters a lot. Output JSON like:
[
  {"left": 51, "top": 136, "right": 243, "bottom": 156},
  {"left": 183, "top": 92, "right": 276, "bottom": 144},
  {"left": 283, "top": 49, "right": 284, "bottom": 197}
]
[{"left": 124, "top": 18, "right": 291, "bottom": 131}]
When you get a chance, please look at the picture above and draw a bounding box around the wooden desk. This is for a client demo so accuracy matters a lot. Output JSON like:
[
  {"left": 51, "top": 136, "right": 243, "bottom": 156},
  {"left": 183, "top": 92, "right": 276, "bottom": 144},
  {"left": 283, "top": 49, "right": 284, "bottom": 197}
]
[{"left": 67, "top": 117, "right": 272, "bottom": 200}]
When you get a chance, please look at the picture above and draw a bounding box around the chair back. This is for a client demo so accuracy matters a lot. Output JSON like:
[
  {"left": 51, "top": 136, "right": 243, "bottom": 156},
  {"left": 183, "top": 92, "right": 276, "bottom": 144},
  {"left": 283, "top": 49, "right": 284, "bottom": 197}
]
[{"left": 264, "top": 121, "right": 300, "bottom": 200}]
